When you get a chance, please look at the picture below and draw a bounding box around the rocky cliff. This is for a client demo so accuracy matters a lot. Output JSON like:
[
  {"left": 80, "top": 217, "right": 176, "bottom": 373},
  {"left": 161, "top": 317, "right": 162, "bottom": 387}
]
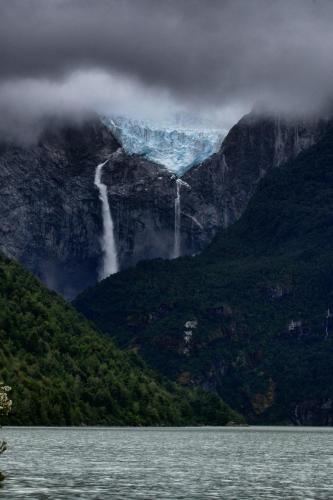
[
  {"left": 0, "top": 119, "right": 193, "bottom": 297},
  {"left": 100, "top": 151, "right": 176, "bottom": 267},
  {"left": 0, "top": 117, "right": 201, "bottom": 297},
  {"left": 179, "top": 112, "right": 327, "bottom": 251},
  {"left": 102, "top": 112, "right": 329, "bottom": 266},
  {"left": 0, "top": 112, "right": 327, "bottom": 298},
  {"left": 0, "top": 119, "right": 120, "bottom": 298}
]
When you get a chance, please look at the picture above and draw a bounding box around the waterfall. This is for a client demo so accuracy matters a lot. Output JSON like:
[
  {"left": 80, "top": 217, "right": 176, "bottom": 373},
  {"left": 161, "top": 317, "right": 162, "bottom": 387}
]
[
  {"left": 94, "top": 158, "right": 118, "bottom": 280},
  {"left": 183, "top": 212, "right": 203, "bottom": 230},
  {"left": 172, "top": 178, "right": 191, "bottom": 259},
  {"left": 274, "top": 117, "right": 285, "bottom": 166},
  {"left": 173, "top": 179, "right": 181, "bottom": 259}
]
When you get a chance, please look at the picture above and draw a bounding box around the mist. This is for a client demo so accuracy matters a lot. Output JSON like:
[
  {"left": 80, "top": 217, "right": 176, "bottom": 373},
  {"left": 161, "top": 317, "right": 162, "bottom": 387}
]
[{"left": 1, "top": 0, "right": 333, "bottom": 141}]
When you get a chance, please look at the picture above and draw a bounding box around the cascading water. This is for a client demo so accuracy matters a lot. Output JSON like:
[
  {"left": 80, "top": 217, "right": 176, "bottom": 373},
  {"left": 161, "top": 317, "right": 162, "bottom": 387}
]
[
  {"left": 94, "top": 158, "right": 118, "bottom": 280},
  {"left": 173, "top": 178, "right": 191, "bottom": 259},
  {"left": 173, "top": 179, "right": 181, "bottom": 259}
]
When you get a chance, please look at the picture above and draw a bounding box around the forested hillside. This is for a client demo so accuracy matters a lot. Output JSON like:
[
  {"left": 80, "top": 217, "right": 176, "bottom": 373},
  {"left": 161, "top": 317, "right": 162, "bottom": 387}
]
[
  {"left": 0, "top": 254, "right": 242, "bottom": 426},
  {"left": 75, "top": 124, "right": 333, "bottom": 425}
]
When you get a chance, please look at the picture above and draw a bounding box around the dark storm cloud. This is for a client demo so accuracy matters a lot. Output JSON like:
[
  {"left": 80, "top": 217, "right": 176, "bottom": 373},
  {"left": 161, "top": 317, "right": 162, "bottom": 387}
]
[{"left": 0, "top": 0, "right": 333, "bottom": 140}]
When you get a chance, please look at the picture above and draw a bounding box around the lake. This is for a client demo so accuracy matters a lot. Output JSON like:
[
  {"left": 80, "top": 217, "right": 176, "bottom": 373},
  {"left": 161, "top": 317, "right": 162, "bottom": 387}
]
[{"left": 1, "top": 427, "right": 333, "bottom": 499}]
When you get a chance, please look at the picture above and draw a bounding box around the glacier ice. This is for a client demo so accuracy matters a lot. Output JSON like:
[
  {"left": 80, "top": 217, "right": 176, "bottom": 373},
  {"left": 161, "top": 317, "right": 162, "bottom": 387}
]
[{"left": 103, "top": 116, "right": 225, "bottom": 175}]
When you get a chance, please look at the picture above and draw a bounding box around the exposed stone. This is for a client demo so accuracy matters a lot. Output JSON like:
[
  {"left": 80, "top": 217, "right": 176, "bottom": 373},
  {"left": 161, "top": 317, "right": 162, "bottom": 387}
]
[
  {"left": 180, "top": 112, "right": 327, "bottom": 251},
  {"left": 0, "top": 112, "right": 327, "bottom": 298},
  {"left": 293, "top": 399, "right": 333, "bottom": 426},
  {"left": 0, "top": 119, "right": 119, "bottom": 298}
]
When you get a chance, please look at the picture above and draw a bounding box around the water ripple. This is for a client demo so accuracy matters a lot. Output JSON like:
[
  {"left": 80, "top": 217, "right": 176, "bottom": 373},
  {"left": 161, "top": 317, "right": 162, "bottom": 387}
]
[{"left": 1, "top": 426, "right": 333, "bottom": 499}]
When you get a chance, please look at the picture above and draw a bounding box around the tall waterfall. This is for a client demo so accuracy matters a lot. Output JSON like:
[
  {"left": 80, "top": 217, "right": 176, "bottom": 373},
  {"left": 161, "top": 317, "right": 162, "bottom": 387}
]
[
  {"left": 94, "top": 159, "right": 118, "bottom": 280},
  {"left": 172, "top": 178, "right": 191, "bottom": 259},
  {"left": 173, "top": 179, "right": 182, "bottom": 259}
]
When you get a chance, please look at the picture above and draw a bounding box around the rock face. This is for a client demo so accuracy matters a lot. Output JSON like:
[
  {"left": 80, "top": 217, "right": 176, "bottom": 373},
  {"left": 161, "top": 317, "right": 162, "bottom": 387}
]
[
  {"left": 293, "top": 399, "right": 333, "bottom": 426},
  {"left": 109, "top": 112, "right": 329, "bottom": 265},
  {"left": 179, "top": 112, "right": 327, "bottom": 252},
  {"left": 0, "top": 120, "right": 119, "bottom": 298},
  {"left": 0, "top": 112, "right": 327, "bottom": 297},
  {"left": 0, "top": 118, "right": 194, "bottom": 297},
  {"left": 101, "top": 151, "right": 177, "bottom": 268}
]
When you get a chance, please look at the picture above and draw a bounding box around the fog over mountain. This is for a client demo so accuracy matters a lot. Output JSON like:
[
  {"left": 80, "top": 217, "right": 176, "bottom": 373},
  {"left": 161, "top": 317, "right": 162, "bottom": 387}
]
[{"left": 1, "top": 0, "right": 333, "bottom": 141}]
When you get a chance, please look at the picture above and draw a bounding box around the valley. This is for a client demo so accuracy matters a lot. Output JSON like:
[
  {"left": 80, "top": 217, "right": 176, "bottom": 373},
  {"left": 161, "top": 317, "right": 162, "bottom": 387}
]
[{"left": 1, "top": 107, "right": 333, "bottom": 426}]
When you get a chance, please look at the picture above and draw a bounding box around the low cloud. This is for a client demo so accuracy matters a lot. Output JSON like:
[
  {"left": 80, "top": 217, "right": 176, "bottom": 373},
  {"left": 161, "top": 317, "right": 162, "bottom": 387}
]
[
  {"left": 0, "top": 70, "right": 246, "bottom": 142},
  {"left": 1, "top": 0, "right": 333, "bottom": 141}
]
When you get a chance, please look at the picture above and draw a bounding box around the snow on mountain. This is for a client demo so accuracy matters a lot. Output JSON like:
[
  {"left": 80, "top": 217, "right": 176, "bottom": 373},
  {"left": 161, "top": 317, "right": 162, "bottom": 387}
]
[{"left": 103, "top": 116, "right": 225, "bottom": 175}]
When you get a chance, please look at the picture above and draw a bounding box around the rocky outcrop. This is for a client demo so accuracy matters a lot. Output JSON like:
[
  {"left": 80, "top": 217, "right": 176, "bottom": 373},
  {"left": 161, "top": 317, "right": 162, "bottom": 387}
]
[
  {"left": 0, "top": 119, "right": 119, "bottom": 298},
  {"left": 0, "top": 118, "right": 195, "bottom": 297},
  {"left": 293, "top": 399, "right": 333, "bottom": 426},
  {"left": 179, "top": 112, "right": 327, "bottom": 252},
  {"left": 101, "top": 151, "right": 177, "bottom": 267},
  {"left": 0, "top": 112, "right": 327, "bottom": 297},
  {"left": 105, "top": 112, "right": 328, "bottom": 264}
]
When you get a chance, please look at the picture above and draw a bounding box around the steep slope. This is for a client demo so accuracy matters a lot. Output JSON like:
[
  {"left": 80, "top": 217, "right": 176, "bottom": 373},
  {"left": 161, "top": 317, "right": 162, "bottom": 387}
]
[
  {"left": 0, "top": 113, "right": 325, "bottom": 299},
  {"left": 0, "top": 119, "right": 188, "bottom": 297},
  {"left": 0, "top": 119, "right": 119, "bottom": 298},
  {"left": 180, "top": 112, "right": 327, "bottom": 240},
  {"left": 75, "top": 123, "right": 333, "bottom": 425},
  {"left": 0, "top": 253, "right": 242, "bottom": 426}
]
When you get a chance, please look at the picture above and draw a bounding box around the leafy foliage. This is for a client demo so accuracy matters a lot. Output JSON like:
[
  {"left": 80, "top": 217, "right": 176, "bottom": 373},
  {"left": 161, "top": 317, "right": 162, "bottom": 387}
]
[
  {"left": 0, "top": 383, "right": 11, "bottom": 416},
  {"left": 0, "top": 254, "right": 242, "bottom": 426},
  {"left": 75, "top": 125, "right": 333, "bottom": 424},
  {"left": 0, "top": 382, "right": 11, "bottom": 475}
]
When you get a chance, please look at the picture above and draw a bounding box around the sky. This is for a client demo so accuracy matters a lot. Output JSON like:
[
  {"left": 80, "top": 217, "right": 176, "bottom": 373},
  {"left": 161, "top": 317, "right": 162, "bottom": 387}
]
[{"left": 1, "top": 0, "right": 333, "bottom": 141}]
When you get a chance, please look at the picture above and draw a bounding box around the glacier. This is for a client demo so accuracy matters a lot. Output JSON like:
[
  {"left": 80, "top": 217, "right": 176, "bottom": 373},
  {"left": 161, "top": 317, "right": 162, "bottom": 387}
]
[{"left": 103, "top": 116, "right": 225, "bottom": 175}]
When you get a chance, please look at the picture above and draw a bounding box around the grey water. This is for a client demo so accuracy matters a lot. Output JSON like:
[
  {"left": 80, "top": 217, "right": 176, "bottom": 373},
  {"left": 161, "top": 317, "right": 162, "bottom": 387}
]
[{"left": 1, "top": 427, "right": 333, "bottom": 499}]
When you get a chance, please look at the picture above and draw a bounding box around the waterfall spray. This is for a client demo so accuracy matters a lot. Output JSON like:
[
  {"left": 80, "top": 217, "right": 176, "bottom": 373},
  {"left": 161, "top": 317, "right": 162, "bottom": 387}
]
[{"left": 94, "top": 157, "right": 119, "bottom": 280}]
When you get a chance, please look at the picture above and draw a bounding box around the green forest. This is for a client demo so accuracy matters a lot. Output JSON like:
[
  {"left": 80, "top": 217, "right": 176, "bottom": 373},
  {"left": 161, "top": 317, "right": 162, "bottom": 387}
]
[
  {"left": 0, "top": 254, "right": 243, "bottom": 426},
  {"left": 75, "top": 126, "right": 333, "bottom": 424}
]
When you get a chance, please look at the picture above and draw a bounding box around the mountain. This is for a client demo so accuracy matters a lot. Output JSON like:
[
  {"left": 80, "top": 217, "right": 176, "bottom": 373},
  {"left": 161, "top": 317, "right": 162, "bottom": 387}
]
[
  {"left": 0, "top": 117, "right": 225, "bottom": 298},
  {"left": 0, "top": 252, "right": 242, "bottom": 426},
  {"left": 0, "top": 112, "right": 326, "bottom": 299},
  {"left": 0, "top": 119, "right": 119, "bottom": 298},
  {"left": 75, "top": 120, "right": 333, "bottom": 425},
  {"left": 180, "top": 112, "right": 327, "bottom": 235}
]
